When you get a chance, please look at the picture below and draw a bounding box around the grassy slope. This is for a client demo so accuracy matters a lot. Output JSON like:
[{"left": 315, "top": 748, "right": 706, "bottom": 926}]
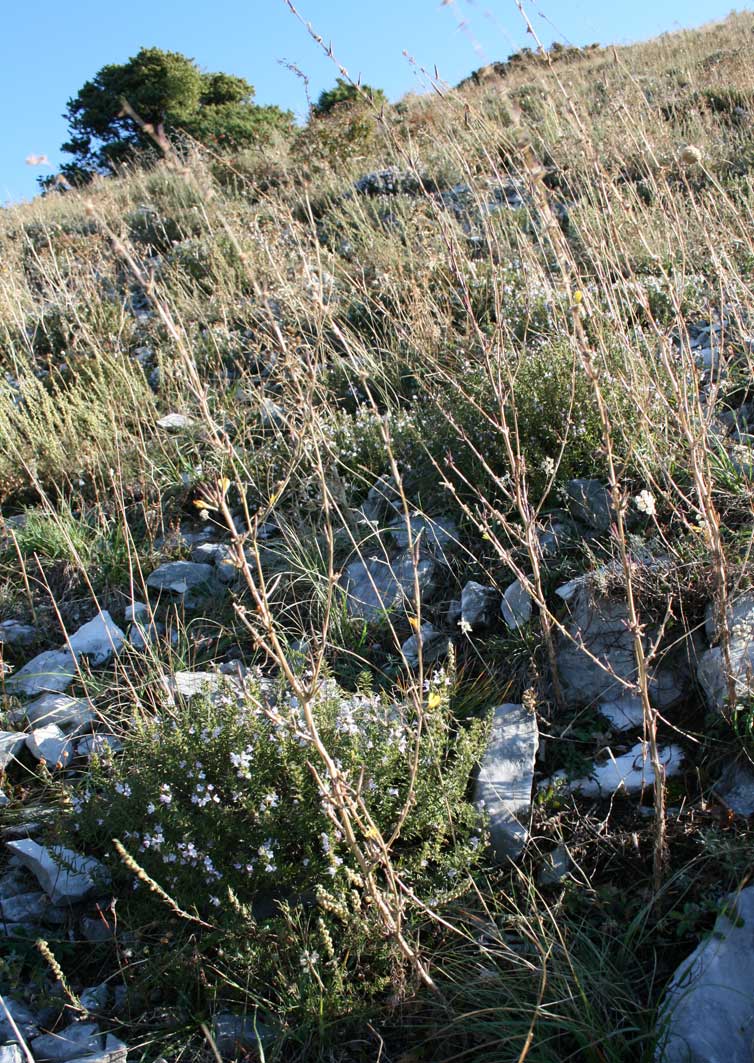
[{"left": 2, "top": 12, "right": 754, "bottom": 1061}]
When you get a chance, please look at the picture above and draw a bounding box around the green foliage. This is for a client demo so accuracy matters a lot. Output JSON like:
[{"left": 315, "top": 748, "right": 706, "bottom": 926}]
[
  {"left": 64, "top": 668, "right": 487, "bottom": 1031},
  {"left": 56, "top": 47, "right": 293, "bottom": 182},
  {"left": 313, "top": 78, "right": 387, "bottom": 117}
]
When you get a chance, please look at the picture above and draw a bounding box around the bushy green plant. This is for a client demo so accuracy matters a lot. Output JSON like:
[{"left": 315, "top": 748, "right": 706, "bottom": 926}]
[
  {"left": 313, "top": 79, "right": 387, "bottom": 117},
  {"left": 64, "top": 667, "right": 488, "bottom": 1031}
]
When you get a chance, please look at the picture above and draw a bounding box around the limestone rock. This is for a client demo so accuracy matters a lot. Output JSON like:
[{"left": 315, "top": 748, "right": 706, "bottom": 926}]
[
  {"left": 401, "top": 624, "right": 449, "bottom": 668},
  {"left": 549, "top": 742, "right": 683, "bottom": 799},
  {"left": 31, "top": 1023, "right": 103, "bottom": 1063},
  {"left": 341, "top": 551, "right": 437, "bottom": 622},
  {"left": 156, "top": 412, "right": 193, "bottom": 431},
  {"left": 0, "top": 732, "right": 26, "bottom": 771},
  {"left": 715, "top": 761, "right": 754, "bottom": 817},
  {"left": 475, "top": 703, "right": 539, "bottom": 861},
  {"left": 0, "top": 620, "right": 36, "bottom": 648},
  {"left": 460, "top": 581, "right": 499, "bottom": 631},
  {"left": 500, "top": 579, "right": 532, "bottom": 630},
  {"left": 6, "top": 840, "right": 109, "bottom": 906},
  {"left": 15, "top": 693, "right": 93, "bottom": 732},
  {"left": 698, "top": 593, "right": 754, "bottom": 713},
  {"left": 25, "top": 724, "right": 74, "bottom": 769},
  {"left": 564, "top": 478, "right": 614, "bottom": 531},
  {"left": 5, "top": 649, "right": 76, "bottom": 697},
  {"left": 68, "top": 612, "right": 124, "bottom": 666},
  {"left": 656, "top": 885, "right": 754, "bottom": 1062},
  {"left": 146, "top": 560, "right": 220, "bottom": 607}
]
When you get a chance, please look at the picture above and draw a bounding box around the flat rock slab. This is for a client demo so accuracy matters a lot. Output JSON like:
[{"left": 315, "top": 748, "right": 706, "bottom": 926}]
[
  {"left": 0, "top": 620, "right": 36, "bottom": 648},
  {"left": 599, "top": 695, "right": 645, "bottom": 731},
  {"left": 656, "top": 885, "right": 754, "bottom": 1062},
  {"left": 26, "top": 724, "right": 74, "bottom": 769},
  {"left": 550, "top": 742, "right": 683, "bottom": 799},
  {"left": 564, "top": 478, "right": 614, "bottom": 531},
  {"left": 6, "top": 840, "right": 109, "bottom": 906},
  {"left": 31, "top": 1023, "right": 104, "bottom": 1063},
  {"left": 401, "top": 624, "right": 449, "bottom": 668},
  {"left": 386, "top": 515, "right": 457, "bottom": 553},
  {"left": 557, "top": 586, "right": 685, "bottom": 710},
  {"left": 475, "top": 703, "right": 539, "bottom": 861}
]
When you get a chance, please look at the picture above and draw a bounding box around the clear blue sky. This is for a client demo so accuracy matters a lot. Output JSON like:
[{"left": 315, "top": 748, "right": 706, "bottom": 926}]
[{"left": 0, "top": 0, "right": 742, "bottom": 204}]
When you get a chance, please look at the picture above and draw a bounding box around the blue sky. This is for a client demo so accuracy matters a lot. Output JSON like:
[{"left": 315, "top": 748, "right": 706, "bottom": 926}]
[{"left": 0, "top": 0, "right": 742, "bottom": 204}]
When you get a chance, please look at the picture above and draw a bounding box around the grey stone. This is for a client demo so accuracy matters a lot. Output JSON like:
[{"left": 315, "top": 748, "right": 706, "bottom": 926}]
[
  {"left": 79, "top": 912, "right": 116, "bottom": 942},
  {"left": 15, "top": 693, "right": 93, "bottom": 732},
  {"left": 5, "top": 650, "right": 76, "bottom": 697},
  {"left": 698, "top": 593, "right": 754, "bottom": 713},
  {"left": 341, "top": 551, "right": 438, "bottom": 622},
  {"left": 75, "top": 734, "right": 122, "bottom": 759},
  {"left": 556, "top": 586, "right": 686, "bottom": 710},
  {"left": 68, "top": 612, "right": 124, "bottom": 667},
  {"left": 656, "top": 885, "right": 754, "bottom": 1062},
  {"left": 500, "top": 579, "right": 533, "bottom": 630},
  {"left": 460, "top": 582, "right": 499, "bottom": 631},
  {"left": 0, "top": 890, "right": 49, "bottom": 923},
  {"left": 549, "top": 742, "right": 683, "bottom": 799},
  {"left": 79, "top": 984, "right": 109, "bottom": 1013},
  {"left": 0, "top": 997, "right": 38, "bottom": 1042},
  {"left": 539, "top": 845, "right": 570, "bottom": 886},
  {"left": 64, "top": 1035, "right": 127, "bottom": 1063},
  {"left": 537, "top": 513, "right": 576, "bottom": 558},
  {"left": 124, "top": 602, "right": 148, "bottom": 623},
  {"left": 599, "top": 695, "right": 645, "bottom": 731},
  {"left": 0, "top": 1046, "right": 23, "bottom": 1063},
  {"left": 156, "top": 412, "right": 193, "bottom": 431},
  {"left": 386, "top": 515, "right": 456, "bottom": 554},
  {"left": 146, "top": 560, "right": 220, "bottom": 607},
  {"left": 0, "top": 732, "right": 26, "bottom": 771},
  {"left": 715, "top": 762, "right": 754, "bottom": 817},
  {"left": 25, "top": 725, "right": 74, "bottom": 769},
  {"left": 475, "top": 704, "right": 539, "bottom": 861},
  {"left": 401, "top": 624, "right": 449, "bottom": 669},
  {"left": 6, "top": 840, "right": 109, "bottom": 905},
  {"left": 31, "top": 1023, "right": 103, "bottom": 1063},
  {"left": 212, "top": 1012, "right": 273, "bottom": 1058},
  {"left": 0, "top": 621, "right": 36, "bottom": 648},
  {"left": 165, "top": 671, "right": 225, "bottom": 700},
  {"left": 361, "top": 475, "right": 402, "bottom": 522},
  {"left": 564, "top": 478, "right": 614, "bottom": 532}
]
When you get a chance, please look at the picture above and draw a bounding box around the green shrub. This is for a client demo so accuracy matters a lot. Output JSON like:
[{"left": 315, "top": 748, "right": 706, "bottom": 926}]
[{"left": 64, "top": 666, "right": 488, "bottom": 1032}]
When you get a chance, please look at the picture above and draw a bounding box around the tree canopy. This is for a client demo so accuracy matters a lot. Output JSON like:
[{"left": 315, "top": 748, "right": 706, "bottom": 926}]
[
  {"left": 313, "top": 78, "right": 387, "bottom": 117},
  {"left": 58, "top": 47, "right": 293, "bottom": 182}
]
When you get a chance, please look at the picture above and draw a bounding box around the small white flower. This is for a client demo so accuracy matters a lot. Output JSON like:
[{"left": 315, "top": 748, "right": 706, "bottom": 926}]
[{"left": 635, "top": 489, "right": 656, "bottom": 517}]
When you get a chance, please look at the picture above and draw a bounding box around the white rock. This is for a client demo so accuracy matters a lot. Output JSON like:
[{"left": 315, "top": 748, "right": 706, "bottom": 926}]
[
  {"left": 599, "top": 695, "right": 645, "bottom": 731},
  {"left": 500, "top": 579, "right": 532, "bottom": 630},
  {"left": 0, "top": 732, "right": 26, "bottom": 771},
  {"left": 5, "top": 840, "right": 109, "bottom": 905},
  {"left": 0, "top": 1046, "right": 23, "bottom": 1063},
  {"left": 75, "top": 734, "right": 122, "bottom": 758},
  {"left": 715, "top": 761, "right": 754, "bottom": 817},
  {"left": 656, "top": 885, "right": 754, "bottom": 1062},
  {"left": 475, "top": 704, "right": 539, "bottom": 861},
  {"left": 549, "top": 742, "right": 683, "bottom": 799},
  {"left": 146, "top": 560, "right": 220, "bottom": 607},
  {"left": 341, "top": 551, "right": 438, "bottom": 622},
  {"left": 124, "top": 601, "right": 149, "bottom": 622},
  {"left": 156, "top": 412, "right": 193, "bottom": 430},
  {"left": 0, "top": 890, "right": 49, "bottom": 923},
  {"left": 68, "top": 611, "right": 125, "bottom": 666},
  {"left": 25, "top": 724, "right": 74, "bottom": 769}
]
